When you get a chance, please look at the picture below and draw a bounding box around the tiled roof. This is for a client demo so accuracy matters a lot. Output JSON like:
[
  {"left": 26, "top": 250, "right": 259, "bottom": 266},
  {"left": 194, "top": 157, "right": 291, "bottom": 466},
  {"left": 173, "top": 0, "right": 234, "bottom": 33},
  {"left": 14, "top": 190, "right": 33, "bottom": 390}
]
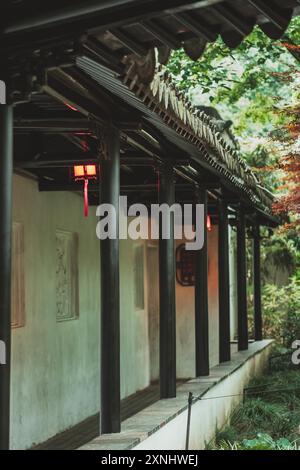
[{"left": 122, "top": 58, "right": 274, "bottom": 212}]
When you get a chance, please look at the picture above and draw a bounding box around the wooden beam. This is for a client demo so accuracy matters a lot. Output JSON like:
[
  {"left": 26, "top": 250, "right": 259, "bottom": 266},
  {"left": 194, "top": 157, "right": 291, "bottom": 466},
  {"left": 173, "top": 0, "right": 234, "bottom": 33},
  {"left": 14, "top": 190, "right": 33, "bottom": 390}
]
[
  {"left": 100, "top": 123, "right": 121, "bottom": 434},
  {"left": 248, "top": 0, "right": 291, "bottom": 30},
  {"left": 141, "top": 20, "right": 182, "bottom": 49},
  {"left": 174, "top": 12, "right": 217, "bottom": 42},
  {"left": 159, "top": 160, "right": 177, "bottom": 398},
  {"left": 109, "top": 28, "right": 148, "bottom": 56},
  {"left": 15, "top": 154, "right": 97, "bottom": 169},
  {"left": 195, "top": 187, "right": 210, "bottom": 376},
  {"left": 236, "top": 207, "right": 248, "bottom": 351},
  {"left": 253, "top": 221, "right": 263, "bottom": 341},
  {"left": 212, "top": 3, "right": 253, "bottom": 36},
  {"left": 14, "top": 119, "right": 90, "bottom": 132}
]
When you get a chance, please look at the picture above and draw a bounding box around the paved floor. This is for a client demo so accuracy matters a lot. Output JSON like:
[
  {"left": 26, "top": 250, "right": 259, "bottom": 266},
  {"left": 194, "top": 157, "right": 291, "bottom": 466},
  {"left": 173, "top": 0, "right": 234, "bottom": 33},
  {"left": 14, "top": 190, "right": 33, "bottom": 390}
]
[
  {"left": 32, "top": 342, "right": 254, "bottom": 450},
  {"left": 33, "top": 381, "right": 185, "bottom": 450}
]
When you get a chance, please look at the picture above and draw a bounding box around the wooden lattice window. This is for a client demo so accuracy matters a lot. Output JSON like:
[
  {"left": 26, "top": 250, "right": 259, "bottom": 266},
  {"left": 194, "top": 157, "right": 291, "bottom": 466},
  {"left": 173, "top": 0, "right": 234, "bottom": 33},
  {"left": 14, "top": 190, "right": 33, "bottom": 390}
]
[
  {"left": 55, "top": 230, "right": 79, "bottom": 321},
  {"left": 134, "top": 244, "right": 145, "bottom": 310},
  {"left": 11, "top": 222, "right": 25, "bottom": 328},
  {"left": 176, "top": 243, "right": 196, "bottom": 286}
]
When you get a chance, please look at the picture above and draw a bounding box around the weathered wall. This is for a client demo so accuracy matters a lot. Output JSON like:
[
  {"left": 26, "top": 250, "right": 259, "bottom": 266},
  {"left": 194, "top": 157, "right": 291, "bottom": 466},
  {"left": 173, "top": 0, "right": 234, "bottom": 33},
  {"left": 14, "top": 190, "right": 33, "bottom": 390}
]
[
  {"left": 120, "top": 236, "right": 150, "bottom": 398},
  {"left": 175, "top": 225, "right": 219, "bottom": 379},
  {"left": 11, "top": 174, "right": 235, "bottom": 449},
  {"left": 207, "top": 225, "right": 219, "bottom": 367},
  {"left": 175, "top": 237, "right": 195, "bottom": 379},
  {"left": 11, "top": 175, "right": 150, "bottom": 449},
  {"left": 11, "top": 174, "right": 101, "bottom": 450}
]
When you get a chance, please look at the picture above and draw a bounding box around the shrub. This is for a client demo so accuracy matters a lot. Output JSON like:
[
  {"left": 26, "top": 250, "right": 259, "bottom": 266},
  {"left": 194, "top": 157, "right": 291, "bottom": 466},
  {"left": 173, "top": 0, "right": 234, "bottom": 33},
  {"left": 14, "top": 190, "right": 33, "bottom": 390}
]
[
  {"left": 218, "top": 434, "right": 298, "bottom": 450},
  {"left": 251, "top": 277, "right": 300, "bottom": 346},
  {"left": 210, "top": 370, "right": 300, "bottom": 450}
]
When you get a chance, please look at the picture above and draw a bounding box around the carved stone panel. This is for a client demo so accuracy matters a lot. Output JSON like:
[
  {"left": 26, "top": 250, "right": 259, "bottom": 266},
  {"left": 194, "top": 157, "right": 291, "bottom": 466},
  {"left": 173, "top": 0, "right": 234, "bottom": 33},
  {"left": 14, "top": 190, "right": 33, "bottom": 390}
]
[
  {"left": 55, "top": 230, "right": 79, "bottom": 322},
  {"left": 11, "top": 222, "right": 25, "bottom": 328},
  {"left": 133, "top": 244, "right": 145, "bottom": 310}
]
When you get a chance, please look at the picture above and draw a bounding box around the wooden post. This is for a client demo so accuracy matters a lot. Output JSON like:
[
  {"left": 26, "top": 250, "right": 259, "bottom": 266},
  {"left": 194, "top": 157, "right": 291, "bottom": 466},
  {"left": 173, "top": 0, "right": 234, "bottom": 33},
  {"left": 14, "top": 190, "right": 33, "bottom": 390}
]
[
  {"left": 237, "top": 207, "right": 248, "bottom": 351},
  {"left": 218, "top": 199, "right": 231, "bottom": 362},
  {"left": 0, "top": 105, "right": 13, "bottom": 450},
  {"left": 195, "top": 187, "right": 209, "bottom": 376},
  {"left": 253, "top": 221, "right": 262, "bottom": 341},
  {"left": 100, "top": 123, "right": 121, "bottom": 433},
  {"left": 159, "top": 160, "right": 176, "bottom": 398}
]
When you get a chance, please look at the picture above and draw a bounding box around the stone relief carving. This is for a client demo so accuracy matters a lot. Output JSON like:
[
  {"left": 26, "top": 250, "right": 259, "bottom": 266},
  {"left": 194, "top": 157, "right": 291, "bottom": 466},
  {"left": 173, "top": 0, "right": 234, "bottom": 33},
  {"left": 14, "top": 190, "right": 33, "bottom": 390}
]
[{"left": 55, "top": 230, "right": 79, "bottom": 321}]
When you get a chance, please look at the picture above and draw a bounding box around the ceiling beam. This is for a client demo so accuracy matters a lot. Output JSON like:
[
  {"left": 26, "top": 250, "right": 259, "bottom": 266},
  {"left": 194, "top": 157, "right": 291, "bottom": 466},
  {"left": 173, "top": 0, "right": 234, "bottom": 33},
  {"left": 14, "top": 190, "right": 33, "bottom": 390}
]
[
  {"left": 38, "top": 181, "right": 194, "bottom": 192},
  {"left": 211, "top": 3, "right": 254, "bottom": 36},
  {"left": 3, "top": 1, "right": 224, "bottom": 35},
  {"left": 14, "top": 154, "right": 97, "bottom": 169},
  {"left": 173, "top": 11, "right": 218, "bottom": 42},
  {"left": 248, "top": 0, "right": 291, "bottom": 31},
  {"left": 15, "top": 155, "right": 160, "bottom": 169},
  {"left": 141, "top": 20, "right": 182, "bottom": 49},
  {"left": 14, "top": 119, "right": 91, "bottom": 132},
  {"left": 2, "top": 1, "right": 225, "bottom": 54}
]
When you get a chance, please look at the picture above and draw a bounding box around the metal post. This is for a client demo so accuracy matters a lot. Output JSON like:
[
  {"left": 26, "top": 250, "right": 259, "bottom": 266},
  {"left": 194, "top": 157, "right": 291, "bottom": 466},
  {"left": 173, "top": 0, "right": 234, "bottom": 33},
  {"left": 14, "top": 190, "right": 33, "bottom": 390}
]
[
  {"left": 159, "top": 160, "right": 176, "bottom": 399},
  {"left": 237, "top": 207, "right": 248, "bottom": 351},
  {"left": 218, "top": 199, "right": 231, "bottom": 362},
  {"left": 185, "top": 392, "right": 193, "bottom": 450},
  {"left": 253, "top": 221, "right": 262, "bottom": 341},
  {"left": 100, "top": 123, "right": 121, "bottom": 433},
  {"left": 195, "top": 187, "right": 209, "bottom": 376},
  {"left": 0, "top": 105, "right": 13, "bottom": 450}
]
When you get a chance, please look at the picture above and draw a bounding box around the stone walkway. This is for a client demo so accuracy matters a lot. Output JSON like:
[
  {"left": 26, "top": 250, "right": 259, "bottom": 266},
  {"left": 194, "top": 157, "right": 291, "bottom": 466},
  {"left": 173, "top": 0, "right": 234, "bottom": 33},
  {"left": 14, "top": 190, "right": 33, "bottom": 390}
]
[{"left": 79, "top": 340, "right": 272, "bottom": 450}]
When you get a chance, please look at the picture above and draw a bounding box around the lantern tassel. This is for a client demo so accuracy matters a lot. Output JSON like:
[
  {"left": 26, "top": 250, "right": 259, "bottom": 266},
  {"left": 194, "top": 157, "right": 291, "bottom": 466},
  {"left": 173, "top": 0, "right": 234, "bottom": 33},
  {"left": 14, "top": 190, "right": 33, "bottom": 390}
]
[{"left": 84, "top": 178, "right": 89, "bottom": 217}]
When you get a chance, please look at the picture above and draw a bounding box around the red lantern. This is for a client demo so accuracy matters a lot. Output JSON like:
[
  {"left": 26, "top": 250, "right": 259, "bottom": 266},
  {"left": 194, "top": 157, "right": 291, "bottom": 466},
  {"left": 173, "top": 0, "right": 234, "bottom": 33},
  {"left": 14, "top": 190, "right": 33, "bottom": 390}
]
[
  {"left": 73, "top": 165, "right": 97, "bottom": 217},
  {"left": 207, "top": 215, "right": 212, "bottom": 232}
]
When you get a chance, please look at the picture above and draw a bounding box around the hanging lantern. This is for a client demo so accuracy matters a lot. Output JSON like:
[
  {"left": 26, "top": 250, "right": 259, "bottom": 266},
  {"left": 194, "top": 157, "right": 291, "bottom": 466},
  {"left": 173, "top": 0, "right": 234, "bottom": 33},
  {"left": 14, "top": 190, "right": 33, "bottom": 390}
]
[
  {"left": 207, "top": 214, "right": 212, "bottom": 232},
  {"left": 73, "top": 164, "right": 97, "bottom": 217}
]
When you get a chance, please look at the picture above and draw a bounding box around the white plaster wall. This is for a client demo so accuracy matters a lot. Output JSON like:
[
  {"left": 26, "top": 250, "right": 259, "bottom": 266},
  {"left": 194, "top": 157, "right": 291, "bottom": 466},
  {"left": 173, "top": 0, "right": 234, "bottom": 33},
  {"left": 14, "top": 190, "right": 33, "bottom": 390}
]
[
  {"left": 175, "top": 239, "right": 195, "bottom": 379},
  {"left": 11, "top": 174, "right": 100, "bottom": 450},
  {"left": 147, "top": 243, "right": 160, "bottom": 382},
  {"left": 207, "top": 226, "right": 219, "bottom": 368},
  {"left": 11, "top": 175, "right": 151, "bottom": 449},
  {"left": 10, "top": 177, "right": 225, "bottom": 448},
  {"left": 134, "top": 343, "right": 272, "bottom": 450},
  {"left": 120, "top": 237, "right": 150, "bottom": 398},
  {"left": 175, "top": 225, "right": 220, "bottom": 378}
]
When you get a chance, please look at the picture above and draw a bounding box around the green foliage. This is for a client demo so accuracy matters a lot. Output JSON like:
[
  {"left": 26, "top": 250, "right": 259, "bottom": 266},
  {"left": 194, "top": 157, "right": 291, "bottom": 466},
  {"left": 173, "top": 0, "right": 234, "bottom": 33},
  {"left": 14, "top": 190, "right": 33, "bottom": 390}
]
[
  {"left": 167, "top": 17, "right": 300, "bottom": 163},
  {"left": 247, "top": 229, "right": 300, "bottom": 344},
  {"left": 242, "top": 434, "right": 297, "bottom": 450},
  {"left": 230, "top": 398, "right": 292, "bottom": 438},
  {"left": 218, "top": 434, "right": 297, "bottom": 450},
  {"left": 210, "top": 370, "right": 300, "bottom": 450},
  {"left": 262, "top": 233, "right": 298, "bottom": 278},
  {"left": 258, "top": 277, "right": 300, "bottom": 346},
  {"left": 167, "top": 26, "right": 296, "bottom": 101}
]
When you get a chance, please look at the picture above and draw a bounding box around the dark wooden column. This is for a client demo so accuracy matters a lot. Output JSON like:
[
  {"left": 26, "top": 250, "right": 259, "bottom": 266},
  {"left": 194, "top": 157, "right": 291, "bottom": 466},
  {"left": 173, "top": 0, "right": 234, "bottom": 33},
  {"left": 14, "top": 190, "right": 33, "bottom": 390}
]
[
  {"left": 159, "top": 160, "right": 176, "bottom": 398},
  {"left": 236, "top": 207, "right": 248, "bottom": 351},
  {"left": 100, "top": 123, "right": 121, "bottom": 433},
  {"left": 253, "top": 221, "right": 263, "bottom": 341},
  {"left": 195, "top": 187, "right": 209, "bottom": 376},
  {"left": 0, "top": 105, "right": 13, "bottom": 450},
  {"left": 218, "top": 199, "right": 231, "bottom": 362}
]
